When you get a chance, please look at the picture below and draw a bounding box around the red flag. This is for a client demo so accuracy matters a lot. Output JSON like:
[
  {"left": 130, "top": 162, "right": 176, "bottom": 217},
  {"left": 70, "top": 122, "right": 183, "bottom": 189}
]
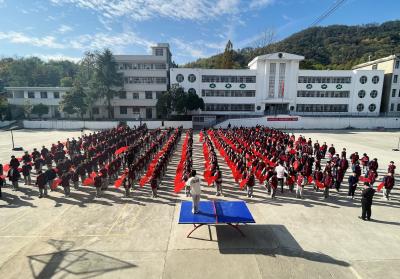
[
  {"left": 359, "top": 176, "right": 371, "bottom": 183},
  {"left": 307, "top": 176, "right": 313, "bottom": 184},
  {"left": 115, "top": 146, "right": 128, "bottom": 155},
  {"left": 83, "top": 177, "right": 94, "bottom": 186},
  {"left": 114, "top": 174, "right": 126, "bottom": 188},
  {"left": 377, "top": 182, "right": 385, "bottom": 192},
  {"left": 315, "top": 180, "right": 325, "bottom": 189},
  {"left": 90, "top": 172, "right": 97, "bottom": 178},
  {"left": 3, "top": 164, "right": 10, "bottom": 172},
  {"left": 239, "top": 178, "right": 248, "bottom": 189},
  {"left": 51, "top": 178, "right": 62, "bottom": 190}
]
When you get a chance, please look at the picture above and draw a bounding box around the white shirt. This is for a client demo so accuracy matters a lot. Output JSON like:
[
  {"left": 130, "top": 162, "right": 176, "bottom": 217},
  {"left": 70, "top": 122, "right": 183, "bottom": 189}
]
[
  {"left": 187, "top": 176, "right": 201, "bottom": 195},
  {"left": 275, "top": 165, "right": 286, "bottom": 179}
]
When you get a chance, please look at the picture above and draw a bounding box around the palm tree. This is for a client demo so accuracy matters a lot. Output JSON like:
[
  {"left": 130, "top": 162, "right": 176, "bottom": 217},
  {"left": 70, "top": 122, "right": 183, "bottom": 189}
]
[{"left": 94, "top": 49, "right": 123, "bottom": 119}]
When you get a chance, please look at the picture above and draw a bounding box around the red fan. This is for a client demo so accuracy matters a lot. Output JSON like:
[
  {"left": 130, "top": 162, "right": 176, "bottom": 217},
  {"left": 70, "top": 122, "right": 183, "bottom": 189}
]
[
  {"left": 3, "top": 164, "right": 10, "bottom": 172},
  {"left": 315, "top": 180, "right": 325, "bottom": 189},
  {"left": 307, "top": 176, "right": 313, "bottom": 184},
  {"left": 83, "top": 177, "right": 94, "bottom": 186},
  {"left": 376, "top": 182, "right": 385, "bottom": 192},
  {"left": 51, "top": 178, "right": 62, "bottom": 190}
]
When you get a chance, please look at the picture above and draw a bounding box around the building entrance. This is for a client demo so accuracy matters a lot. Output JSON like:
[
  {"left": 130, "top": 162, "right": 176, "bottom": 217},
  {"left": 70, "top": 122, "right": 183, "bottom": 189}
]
[{"left": 264, "top": 104, "right": 289, "bottom": 115}]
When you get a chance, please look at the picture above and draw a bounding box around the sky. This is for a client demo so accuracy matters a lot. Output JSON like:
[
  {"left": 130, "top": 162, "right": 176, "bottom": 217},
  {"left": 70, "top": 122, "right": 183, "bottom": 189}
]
[{"left": 0, "top": 0, "right": 399, "bottom": 65}]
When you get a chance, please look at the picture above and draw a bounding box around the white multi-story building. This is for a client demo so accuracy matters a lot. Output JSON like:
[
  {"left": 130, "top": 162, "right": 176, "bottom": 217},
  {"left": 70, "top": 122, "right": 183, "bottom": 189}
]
[
  {"left": 4, "top": 43, "right": 172, "bottom": 120},
  {"left": 353, "top": 55, "right": 400, "bottom": 115},
  {"left": 5, "top": 87, "right": 72, "bottom": 118},
  {"left": 113, "top": 43, "right": 172, "bottom": 119},
  {"left": 171, "top": 52, "right": 384, "bottom": 116}
]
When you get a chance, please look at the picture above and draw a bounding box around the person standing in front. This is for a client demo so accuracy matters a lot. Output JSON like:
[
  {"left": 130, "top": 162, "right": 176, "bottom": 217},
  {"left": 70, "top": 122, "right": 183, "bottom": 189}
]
[
  {"left": 275, "top": 162, "right": 286, "bottom": 193},
  {"left": 360, "top": 184, "right": 376, "bottom": 221},
  {"left": 187, "top": 170, "right": 201, "bottom": 214}
]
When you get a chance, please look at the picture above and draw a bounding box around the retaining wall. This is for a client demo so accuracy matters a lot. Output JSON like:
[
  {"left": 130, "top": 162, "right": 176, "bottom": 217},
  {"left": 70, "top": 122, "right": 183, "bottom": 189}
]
[
  {"left": 216, "top": 116, "right": 400, "bottom": 130},
  {"left": 22, "top": 120, "right": 192, "bottom": 130}
]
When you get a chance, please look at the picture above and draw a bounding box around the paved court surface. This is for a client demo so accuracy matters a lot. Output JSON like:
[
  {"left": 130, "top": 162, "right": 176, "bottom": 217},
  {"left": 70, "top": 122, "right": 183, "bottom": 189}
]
[{"left": 1, "top": 129, "right": 400, "bottom": 279}]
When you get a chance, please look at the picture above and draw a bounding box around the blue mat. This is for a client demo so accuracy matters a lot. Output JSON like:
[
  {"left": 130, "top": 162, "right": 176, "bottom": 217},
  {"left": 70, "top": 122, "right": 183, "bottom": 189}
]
[{"left": 178, "top": 201, "right": 255, "bottom": 224}]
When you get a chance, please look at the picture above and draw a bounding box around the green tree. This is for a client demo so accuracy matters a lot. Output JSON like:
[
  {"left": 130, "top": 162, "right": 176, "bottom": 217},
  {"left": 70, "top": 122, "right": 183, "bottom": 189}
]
[
  {"left": 94, "top": 49, "right": 123, "bottom": 119},
  {"left": 23, "top": 100, "right": 33, "bottom": 119},
  {"left": 156, "top": 91, "right": 173, "bottom": 118},
  {"left": 185, "top": 91, "right": 205, "bottom": 112},
  {"left": 220, "top": 40, "right": 234, "bottom": 69},
  {"left": 32, "top": 103, "right": 49, "bottom": 119},
  {"left": 60, "top": 76, "right": 74, "bottom": 87},
  {"left": 0, "top": 82, "right": 7, "bottom": 120},
  {"left": 60, "top": 82, "right": 88, "bottom": 119}
]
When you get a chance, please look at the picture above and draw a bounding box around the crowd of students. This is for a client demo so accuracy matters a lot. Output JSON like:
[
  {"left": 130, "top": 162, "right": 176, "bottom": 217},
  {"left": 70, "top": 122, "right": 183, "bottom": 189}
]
[
  {"left": 0, "top": 125, "right": 396, "bottom": 221},
  {"left": 0, "top": 124, "right": 182, "bottom": 199}
]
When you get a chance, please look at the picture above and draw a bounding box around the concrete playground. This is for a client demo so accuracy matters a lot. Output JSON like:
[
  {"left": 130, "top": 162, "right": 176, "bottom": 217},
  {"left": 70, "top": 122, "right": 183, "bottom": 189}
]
[{"left": 0, "top": 129, "right": 400, "bottom": 279}]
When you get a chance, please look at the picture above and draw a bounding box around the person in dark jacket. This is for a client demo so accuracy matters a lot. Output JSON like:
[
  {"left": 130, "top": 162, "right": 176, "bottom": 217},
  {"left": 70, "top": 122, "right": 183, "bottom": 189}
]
[
  {"left": 45, "top": 168, "right": 57, "bottom": 191},
  {"left": 8, "top": 167, "right": 20, "bottom": 190},
  {"left": 347, "top": 172, "right": 358, "bottom": 199},
  {"left": 94, "top": 175, "right": 102, "bottom": 198},
  {"left": 0, "top": 174, "right": 4, "bottom": 198},
  {"left": 22, "top": 162, "right": 32, "bottom": 185},
  {"left": 61, "top": 171, "right": 71, "bottom": 197},
  {"left": 36, "top": 170, "right": 48, "bottom": 198},
  {"left": 382, "top": 172, "right": 395, "bottom": 200},
  {"left": 360, "top": 185, "right": 375, "bottom": 221},
  {"left": 9, "top": 155, "right": 20, "bottom": 169}
]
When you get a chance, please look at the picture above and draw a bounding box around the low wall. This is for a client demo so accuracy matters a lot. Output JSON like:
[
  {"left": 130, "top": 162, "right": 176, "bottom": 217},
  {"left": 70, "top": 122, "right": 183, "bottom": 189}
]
[
  {"left": 216, "top": 116, "right": 400, "bottom": 130},
  {"left": 0, "top": 120, "right": 15, "bottom": 128},
  {"left": 23, "top": 120, "right": 192, "bottom": 130}
]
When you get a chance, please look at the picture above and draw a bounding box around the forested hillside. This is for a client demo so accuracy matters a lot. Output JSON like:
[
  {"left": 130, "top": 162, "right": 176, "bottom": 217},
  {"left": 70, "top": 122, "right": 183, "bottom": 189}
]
[
  {"left": 0, "top": 57, "right": 79, "bottom": 87},
  {"left": 184, "top": 20, "right": 400, "bottom": 70}
]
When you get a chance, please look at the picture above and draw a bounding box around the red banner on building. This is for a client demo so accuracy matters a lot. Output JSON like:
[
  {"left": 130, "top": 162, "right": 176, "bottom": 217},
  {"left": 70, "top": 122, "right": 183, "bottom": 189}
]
[{"left": 267, "top": 117, "right": 299, "bottom": 121}]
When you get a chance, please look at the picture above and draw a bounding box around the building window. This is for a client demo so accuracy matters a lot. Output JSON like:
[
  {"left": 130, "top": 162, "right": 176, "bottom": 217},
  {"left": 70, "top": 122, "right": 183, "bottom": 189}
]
[
  {"left": 390, "top": 103, "right": 394, "bottom": 111},
  {"left": 358, "top": 90, "right": 366, "bottom": 98},
  {"left": 268, "top": 63, "right": 276, "bottom": 98},
  {"left": 53, "top": 92, "right": 60, "bottom": 99},
  {"left": 92, "top": 107, "right": 99, "bottom": 114},
  {"left": 372, "top": 64, "right": 378, "bottom": 70},
  {"left": 357, "top": 104, "right": 364, "bottom": 112},
  {"left": 28, "top": 91, "right": 35, "bottom": 98},
  {"left": 40, "top": 91, "right": 48, "bottom": 99},
  {"left": 368, "top": 104, "right": 376, "bottom": 112},
  {"left": 176, "top": 74, "right": 184, "bottom": 83},
  {"left": 298, "top": 76, "right": 351, "bottom": 84},
  {"left": 278, "top": 63, "right": 286, "bottom": 98},
  {"left": 392, "top": 89, "right": 396, "bottom": 97},
  {"left": 204, "top": 103, "right": 255, "bottom": 112},
  {"left": 132, "top": 107, "right": 140, "bottom": 114},
  {"left": 372, "top": 76, "right": 379, "bottom": 84},
  {"left": 156, "top": 91, "right": 163, "bottom": 99},
  {"left": 396, "top": 60, "right": 399, "bottom": 69},
  {"left": 296, "top": 104, "right": 348, "bottom": 113},
  {"left": 370, "top": 90, "right": 378, "bottom": 98},
  {"left": 201, "top": 90, "right": 256, "bottom": 97},
  {"left": 188, "top": 74, "right": 196, "bottom": 82},
  {"left": 202, "top": 75, "right": 256, "bottom": 83},
  {"left": 120, "top": 106, "right": 127, "bottom": 114},
  {"left": 119, "top": 91, "right": 127, "bottom": 99},
  {"left": 394, "top": 75, "right": 398, "bottom": 83},
  {"left": 132, "top": 92, "right": 139, "bottom": 99},
  {"left": 359, "top": 76, "right": 367, "bottom": 84},
  {"left": 188, "top": 88, "right": 196, "bottom": 94},
  {"left": 145, "top": 91, "right": 153, "bottom": 99},
  {"left": 155, "top": 48, "right": 163, "bottom": 56},
  {"left": 397, "top": 104, "right": 400, "bottom": 111},
  {"left": 297, "top": 90, "right": 350, "bottom": 98}
]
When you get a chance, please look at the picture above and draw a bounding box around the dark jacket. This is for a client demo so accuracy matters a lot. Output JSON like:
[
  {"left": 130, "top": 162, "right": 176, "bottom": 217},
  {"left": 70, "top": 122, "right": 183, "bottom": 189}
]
[
  {"left": 348, "top": 175, "right": 358, "bottom": 187},
  {"left": 361, "top": 187, "right": 375, "bottom": 203}
]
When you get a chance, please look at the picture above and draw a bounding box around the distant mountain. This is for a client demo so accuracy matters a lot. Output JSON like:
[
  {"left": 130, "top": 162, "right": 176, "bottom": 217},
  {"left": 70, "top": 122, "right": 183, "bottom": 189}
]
[{"left": 183, "top": 20, "right": 400, "bottom": 70}]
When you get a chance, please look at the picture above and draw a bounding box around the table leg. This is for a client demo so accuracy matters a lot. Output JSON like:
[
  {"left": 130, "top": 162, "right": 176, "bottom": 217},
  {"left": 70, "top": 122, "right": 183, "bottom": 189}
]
[
  {"left": 227, "top": 223, "right": 245, "bottom": 237},
  {"left": 187, "top": 224, "right": 204, "bottom": 238}
]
